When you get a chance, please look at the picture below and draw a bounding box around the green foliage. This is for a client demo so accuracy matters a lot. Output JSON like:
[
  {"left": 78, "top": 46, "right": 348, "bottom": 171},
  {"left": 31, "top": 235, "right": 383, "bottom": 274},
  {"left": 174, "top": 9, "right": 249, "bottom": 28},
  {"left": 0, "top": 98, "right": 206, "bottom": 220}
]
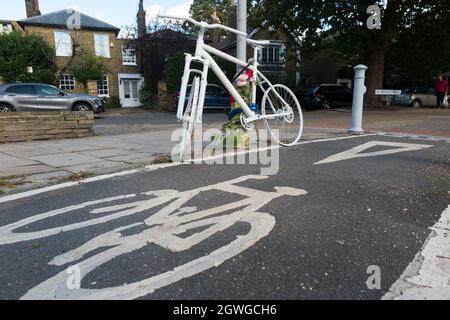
[
  {"left": 190, "top": 0, "right": 229, "bottom": 24},
  {"left": 254, "top": 0, "right": 450, "bottom": 102},
  {"left": 0, "top": 32, "right": 55, "bottom": 83},
  {"left": 104, "top": 96, "right": 121, "bottom": 109},
  {"left": 139, "top": 85, "right": 155, "bottom": 108},
  {"left": 70, "top": 55, "right": 106, "bottom": 86},
  {"left": 164, "top": 51, "right": 186, "bottom": 94}
]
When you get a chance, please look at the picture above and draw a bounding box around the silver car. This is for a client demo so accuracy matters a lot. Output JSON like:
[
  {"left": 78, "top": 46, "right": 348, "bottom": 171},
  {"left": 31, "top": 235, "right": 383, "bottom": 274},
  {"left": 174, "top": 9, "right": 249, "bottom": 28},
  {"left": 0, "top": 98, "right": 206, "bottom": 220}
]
[
  {"left": 393, "top": 87, "right": 439, "bottom": 108},
  {"left": 0, "top": 83, "right": 105, "bottom": 113}
]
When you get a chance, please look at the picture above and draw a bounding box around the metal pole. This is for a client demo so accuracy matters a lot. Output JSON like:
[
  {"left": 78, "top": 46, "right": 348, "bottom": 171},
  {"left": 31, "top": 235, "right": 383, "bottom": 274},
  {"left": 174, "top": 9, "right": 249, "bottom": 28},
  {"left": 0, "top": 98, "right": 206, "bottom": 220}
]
[
  {"left": 236, "top": 0, "right": 247, "bottom": 71},
  {"left": 349, "top": 64, "right": 368, "bottom": 134}
]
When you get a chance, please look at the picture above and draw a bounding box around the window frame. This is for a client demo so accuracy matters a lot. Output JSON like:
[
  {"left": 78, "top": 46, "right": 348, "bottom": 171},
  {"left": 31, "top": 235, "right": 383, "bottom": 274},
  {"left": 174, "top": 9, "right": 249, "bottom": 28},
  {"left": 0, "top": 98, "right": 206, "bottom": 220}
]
[
  {"left": 122, "top": 45, "right": 137, "bottom": 66},
  {"left": 54, "top": 30, "right": 73, "bottom": 57},
  {"left": 97, "top": 74, "right": 110, "bottom": 98},
  {"left": 59, "top": 74, "right": 76, "bottom": 91},
  {"left": 259, "top": 43, "right": 285, "bottom": 65},
  {"left": 94, "top": 34, "right": 111, "bottom": 59}
]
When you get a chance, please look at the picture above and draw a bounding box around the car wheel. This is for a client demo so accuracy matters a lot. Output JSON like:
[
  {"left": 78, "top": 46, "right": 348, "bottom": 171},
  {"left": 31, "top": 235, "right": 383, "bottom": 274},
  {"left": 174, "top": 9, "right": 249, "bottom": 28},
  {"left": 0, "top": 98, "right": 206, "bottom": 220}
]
[
  {"left": 0, "top": 104, "right": 14, "bottom": 112},
  {"left": 72, "top": 103, "right": 93, "bottom": 112},
  {"left": 412, "top": 100, "right": 422, "bottom": 108},
  {"left": 322, "top": 100, "right": 332, "bottom": 109}
]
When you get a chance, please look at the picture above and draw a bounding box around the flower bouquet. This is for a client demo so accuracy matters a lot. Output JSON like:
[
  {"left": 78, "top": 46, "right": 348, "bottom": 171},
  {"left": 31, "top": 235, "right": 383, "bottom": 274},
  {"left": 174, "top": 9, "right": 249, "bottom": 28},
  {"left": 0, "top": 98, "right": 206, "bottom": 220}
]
[{"left": 213, "top": 70, "right": 256, "bottom": 149}]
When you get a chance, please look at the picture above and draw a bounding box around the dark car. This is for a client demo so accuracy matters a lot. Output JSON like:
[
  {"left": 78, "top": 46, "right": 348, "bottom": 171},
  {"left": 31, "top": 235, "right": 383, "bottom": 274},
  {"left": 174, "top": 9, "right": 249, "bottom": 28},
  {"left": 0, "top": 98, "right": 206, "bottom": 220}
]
[
  {"left": 173, "top": 84, "right": 230, "bottom": 112},
  {"left": 0, "top": 83, "right": 105, "bottom": 114},
  {"left": 300, "top": 84, "right": 353, "bottom": 110}
]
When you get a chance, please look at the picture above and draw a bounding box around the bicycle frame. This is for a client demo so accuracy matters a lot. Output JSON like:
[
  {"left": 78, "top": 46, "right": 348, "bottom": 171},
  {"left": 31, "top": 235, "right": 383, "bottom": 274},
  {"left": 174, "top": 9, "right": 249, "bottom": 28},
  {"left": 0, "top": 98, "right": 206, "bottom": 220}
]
[{"left": 177, "top": 28, "right": 292, "bottom": 125}]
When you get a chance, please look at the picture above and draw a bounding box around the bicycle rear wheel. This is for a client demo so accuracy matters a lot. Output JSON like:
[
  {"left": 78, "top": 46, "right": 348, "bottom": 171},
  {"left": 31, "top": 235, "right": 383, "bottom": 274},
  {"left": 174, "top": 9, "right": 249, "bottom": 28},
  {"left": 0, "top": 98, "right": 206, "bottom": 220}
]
[
  {"left": 180, "top": 76, "right": 200, "bottom": 161},
  {"left": 262, "top": 84, "right": 304, "bottom": 146}
]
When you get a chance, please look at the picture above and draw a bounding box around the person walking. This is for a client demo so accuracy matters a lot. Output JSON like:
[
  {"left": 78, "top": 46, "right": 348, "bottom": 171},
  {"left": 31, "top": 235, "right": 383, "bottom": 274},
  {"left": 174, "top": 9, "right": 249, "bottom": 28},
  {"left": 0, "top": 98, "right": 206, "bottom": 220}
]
[{"left": 435, "top": 74, "right": 448, "bottom": 108}]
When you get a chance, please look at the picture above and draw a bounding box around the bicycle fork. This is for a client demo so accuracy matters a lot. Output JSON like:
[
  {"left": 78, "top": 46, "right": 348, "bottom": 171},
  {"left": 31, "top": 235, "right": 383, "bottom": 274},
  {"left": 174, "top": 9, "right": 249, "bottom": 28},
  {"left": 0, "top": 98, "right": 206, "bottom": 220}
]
[{"left": 178, "top": 54, "right": 210, "bottom": 125}]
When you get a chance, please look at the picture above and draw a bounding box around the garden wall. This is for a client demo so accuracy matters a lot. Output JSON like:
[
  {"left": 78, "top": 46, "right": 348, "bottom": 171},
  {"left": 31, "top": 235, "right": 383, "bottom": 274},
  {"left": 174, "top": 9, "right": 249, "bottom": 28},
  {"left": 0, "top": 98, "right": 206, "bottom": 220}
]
[{"left": 0, "top": 111, "right": 94, "bottom": 143}]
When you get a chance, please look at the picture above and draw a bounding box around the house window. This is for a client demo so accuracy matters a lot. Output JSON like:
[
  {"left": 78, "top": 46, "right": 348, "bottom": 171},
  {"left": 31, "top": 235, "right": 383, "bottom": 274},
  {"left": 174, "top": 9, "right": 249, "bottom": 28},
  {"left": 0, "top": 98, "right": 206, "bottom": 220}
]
[
  {"left": 54, "top": 31, "right": 73, "bottom": 57},
  {"left": 59, "top": 74, "right": 76, "bottom": 91},
  {"left": 260, "top": 45, "right": 285, "bottom": 64},
  {"left": 122, "top": 46, "right": 137, "bottom": 65},
  {"left": 97, "top": 74, "right": 109, "bottom": 97},
  {"left": 94, "top": 34, "right": 110, "bottom": 58}
]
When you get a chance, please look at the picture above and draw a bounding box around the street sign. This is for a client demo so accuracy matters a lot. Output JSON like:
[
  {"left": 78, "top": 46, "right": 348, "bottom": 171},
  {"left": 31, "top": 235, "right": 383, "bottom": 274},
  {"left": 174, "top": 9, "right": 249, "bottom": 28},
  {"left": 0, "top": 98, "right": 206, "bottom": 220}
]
[{"left": 375, "top": 89, "right": 401, "bottom": 95}]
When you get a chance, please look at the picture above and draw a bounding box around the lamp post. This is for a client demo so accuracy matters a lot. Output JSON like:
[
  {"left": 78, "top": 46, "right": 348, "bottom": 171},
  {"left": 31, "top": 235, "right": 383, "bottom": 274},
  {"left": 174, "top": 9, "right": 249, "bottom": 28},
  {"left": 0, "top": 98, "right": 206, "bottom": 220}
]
[{"left": 236, "top": 0, "right": 247, "bottom": 71}]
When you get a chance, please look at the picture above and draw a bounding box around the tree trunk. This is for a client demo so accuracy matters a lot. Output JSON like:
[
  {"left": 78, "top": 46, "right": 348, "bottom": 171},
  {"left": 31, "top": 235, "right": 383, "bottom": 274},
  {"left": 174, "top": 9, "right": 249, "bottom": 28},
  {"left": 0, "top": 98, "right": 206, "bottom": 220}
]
[{"left": 364, "top": 36, "right": 386, "bottom": 106}]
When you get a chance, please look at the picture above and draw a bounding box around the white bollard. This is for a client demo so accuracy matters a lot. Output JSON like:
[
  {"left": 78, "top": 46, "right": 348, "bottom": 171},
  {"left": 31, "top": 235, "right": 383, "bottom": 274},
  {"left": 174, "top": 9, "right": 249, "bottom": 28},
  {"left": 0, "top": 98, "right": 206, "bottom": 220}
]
[{"left": 349, "top": 64, "right": 368, "bottom": 134}]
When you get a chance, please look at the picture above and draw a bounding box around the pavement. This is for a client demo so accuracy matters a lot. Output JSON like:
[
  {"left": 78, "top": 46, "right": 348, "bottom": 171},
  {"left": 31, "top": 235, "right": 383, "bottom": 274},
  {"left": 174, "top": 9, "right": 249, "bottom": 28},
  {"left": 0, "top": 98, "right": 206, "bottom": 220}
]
[
  {"left": 0, "top": 111, "right": 333, "bottom": 193},
  {"left": 0, "top": 107, "right": 448, "bottom": 194},
  {"left": 0, "top": 132, "right": 448, "bottom": 300}
]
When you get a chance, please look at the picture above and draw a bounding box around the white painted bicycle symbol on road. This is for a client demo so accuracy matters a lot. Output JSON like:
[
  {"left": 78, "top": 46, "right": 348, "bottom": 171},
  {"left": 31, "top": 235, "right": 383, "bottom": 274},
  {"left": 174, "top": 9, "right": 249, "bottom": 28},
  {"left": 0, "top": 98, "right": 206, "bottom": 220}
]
[{"left": 0, "top": 175, "right": 307, "bottom": 300}]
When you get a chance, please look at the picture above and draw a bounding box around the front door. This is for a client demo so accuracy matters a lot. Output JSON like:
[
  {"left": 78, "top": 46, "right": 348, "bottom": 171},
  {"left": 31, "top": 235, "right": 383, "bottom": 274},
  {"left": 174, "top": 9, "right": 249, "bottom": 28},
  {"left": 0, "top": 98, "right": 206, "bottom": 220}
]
[{"left": 122, "top": 79, "right": 141, "bottom": 107}]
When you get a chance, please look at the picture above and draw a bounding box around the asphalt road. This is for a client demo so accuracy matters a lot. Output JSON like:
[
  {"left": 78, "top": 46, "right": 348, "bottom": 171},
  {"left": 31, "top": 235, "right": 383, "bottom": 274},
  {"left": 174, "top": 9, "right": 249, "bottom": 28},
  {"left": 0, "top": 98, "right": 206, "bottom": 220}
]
[{"left": 0, "top": 133, "right": 448, "bottom": 300}]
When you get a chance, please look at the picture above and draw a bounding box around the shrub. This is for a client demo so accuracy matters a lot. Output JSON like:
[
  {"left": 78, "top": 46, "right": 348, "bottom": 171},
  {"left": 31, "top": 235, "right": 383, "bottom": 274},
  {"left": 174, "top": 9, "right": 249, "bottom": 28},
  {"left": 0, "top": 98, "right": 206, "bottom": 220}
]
[
  {"left": 70, "top": 55, "right": 106, "bottom": 88},
  {"left": 0, "top": 32, "right": 55, "bottom": 83}
]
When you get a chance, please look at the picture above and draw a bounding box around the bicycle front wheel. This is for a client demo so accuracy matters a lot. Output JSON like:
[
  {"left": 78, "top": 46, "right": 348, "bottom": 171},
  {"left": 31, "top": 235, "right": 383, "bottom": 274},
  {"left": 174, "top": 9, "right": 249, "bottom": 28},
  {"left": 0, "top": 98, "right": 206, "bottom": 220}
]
[
  {"left": 262, "top": 84, "right": 304, "bottom": 146},
  {"left": 180, "top": 76, "right": 200, "bottom": 161}
]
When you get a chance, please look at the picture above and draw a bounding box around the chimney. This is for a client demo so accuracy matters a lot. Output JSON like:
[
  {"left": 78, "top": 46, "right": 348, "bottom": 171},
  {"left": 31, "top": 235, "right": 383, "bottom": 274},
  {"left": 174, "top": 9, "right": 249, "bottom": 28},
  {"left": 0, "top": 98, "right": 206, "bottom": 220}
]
[
  {"left": 25, "top": 0, "right": 41, "bottom": 18},
  {"left": 137, "top": 0, "right": 146, "bottom": 38}
]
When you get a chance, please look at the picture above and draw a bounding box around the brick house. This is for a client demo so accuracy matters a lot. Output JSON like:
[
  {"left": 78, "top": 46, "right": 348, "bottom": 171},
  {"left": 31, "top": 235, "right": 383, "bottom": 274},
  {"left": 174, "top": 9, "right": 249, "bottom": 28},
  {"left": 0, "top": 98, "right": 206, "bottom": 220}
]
[{"left": 6, "top": 0, "right": 144, "bottom": 108}]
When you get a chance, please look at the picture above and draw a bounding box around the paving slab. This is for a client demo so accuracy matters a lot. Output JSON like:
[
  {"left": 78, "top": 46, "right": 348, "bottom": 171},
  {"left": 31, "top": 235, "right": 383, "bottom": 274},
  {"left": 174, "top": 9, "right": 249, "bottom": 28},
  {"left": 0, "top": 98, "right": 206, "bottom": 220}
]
[
  {"left": 0, "top": 164, "right": 56, "bottom": 178},
  {"left": 79, "top": 148, "right": 131, "bottom": 158},
  {"left": 0, "top": 154, "right": 40, "bottom": 169},
  {"left": 30, "top": 153, "right": 102, "bottom": 168},
  {"left": 24, "top": 170, "right": 72, "bottom": 183},
  {"left": 61, "top": 160, "right": 128, "bottom": 174}
]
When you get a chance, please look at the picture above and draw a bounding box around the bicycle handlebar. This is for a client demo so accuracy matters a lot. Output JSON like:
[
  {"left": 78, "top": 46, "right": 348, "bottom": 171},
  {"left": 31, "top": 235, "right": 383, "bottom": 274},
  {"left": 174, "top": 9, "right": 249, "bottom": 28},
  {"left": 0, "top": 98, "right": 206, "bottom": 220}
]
[{"left": 157, "top": 14, "right": 248, "bottom": 37}]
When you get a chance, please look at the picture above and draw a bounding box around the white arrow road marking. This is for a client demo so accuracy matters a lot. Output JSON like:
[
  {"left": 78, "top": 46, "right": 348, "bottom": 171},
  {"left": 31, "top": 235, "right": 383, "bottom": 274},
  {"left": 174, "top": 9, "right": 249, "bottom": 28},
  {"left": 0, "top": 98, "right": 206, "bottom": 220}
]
[
  {"left": 383, "top": 203, "right": 450, "bottom": 300},
  {"left": 315, "top": 141, "right": 433, "bottom": 165}
]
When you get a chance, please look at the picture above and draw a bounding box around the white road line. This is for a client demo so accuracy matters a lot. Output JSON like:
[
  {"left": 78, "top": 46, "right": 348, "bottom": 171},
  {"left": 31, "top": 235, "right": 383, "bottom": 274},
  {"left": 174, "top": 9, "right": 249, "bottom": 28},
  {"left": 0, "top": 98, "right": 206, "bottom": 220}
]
[
  {"left": 314, "top": 141, "right": 433, "bottom": 165},
  {"left": 0, "top": 133, "right": 389, "bottom": 205},
  {"left": 383, "top": 203, "right": 450, "bottom": 300}
]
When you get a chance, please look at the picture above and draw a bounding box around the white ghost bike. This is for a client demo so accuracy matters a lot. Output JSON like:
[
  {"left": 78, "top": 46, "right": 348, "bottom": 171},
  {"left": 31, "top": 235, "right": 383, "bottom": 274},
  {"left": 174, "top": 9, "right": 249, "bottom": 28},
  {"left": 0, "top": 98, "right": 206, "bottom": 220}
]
[{"left": 157, "top": 14, "right": 304, "bottom": 161}]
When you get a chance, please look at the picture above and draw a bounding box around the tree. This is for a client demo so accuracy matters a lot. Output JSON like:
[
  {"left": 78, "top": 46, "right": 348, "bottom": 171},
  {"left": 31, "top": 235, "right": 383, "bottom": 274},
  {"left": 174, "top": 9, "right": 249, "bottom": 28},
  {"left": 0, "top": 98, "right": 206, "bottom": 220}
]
[
  {"left": 254, "top": 0, "right": 450, "bottom": 105},
  {"left": 124, "top": 19, "right": 195, "bottom": 94},
  {"left": 190, "top": 0, "right": 229, "bottom": 24},
  {"left": 70, "top": 55, "right": 106, "bottom": 89},
  {"left": 0, "top": 32, "right": 55, "bottom": 83},
  {"left": 164, "top": 52, "right": 186, "bottom": 94}
]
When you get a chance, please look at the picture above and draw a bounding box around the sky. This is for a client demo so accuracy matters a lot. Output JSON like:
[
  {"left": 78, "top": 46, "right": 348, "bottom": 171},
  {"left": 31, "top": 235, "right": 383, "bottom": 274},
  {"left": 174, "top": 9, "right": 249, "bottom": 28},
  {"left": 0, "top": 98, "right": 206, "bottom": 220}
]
[{"left": 0, "top": 0, "right": 193, "bottom": 30}]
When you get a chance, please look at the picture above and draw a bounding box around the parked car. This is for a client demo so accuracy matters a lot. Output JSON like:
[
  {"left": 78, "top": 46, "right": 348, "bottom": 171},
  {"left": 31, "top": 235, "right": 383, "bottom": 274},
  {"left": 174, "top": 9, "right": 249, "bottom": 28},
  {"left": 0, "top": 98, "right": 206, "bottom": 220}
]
[
  {"left": 173, "top": 84, "right": 230, "bottom": 112},
  {"left": 299, "top": 84, "right": 353, "bottom": 110},
  {"left": 392, "top": 87, "right": 438, "bottom": 108},
  {"left": 0, "top": 83, "right": 105, "bottom": 113}
]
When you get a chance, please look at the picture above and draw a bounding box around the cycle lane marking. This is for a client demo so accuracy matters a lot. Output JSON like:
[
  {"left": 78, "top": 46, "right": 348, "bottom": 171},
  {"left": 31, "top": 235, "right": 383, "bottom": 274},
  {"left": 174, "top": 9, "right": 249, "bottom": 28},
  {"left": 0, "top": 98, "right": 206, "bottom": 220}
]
[
  {"left": 383, "top": 201, "right": 450, "bottom": 300},
  {"left": 0, "top": 175, "right": 307, "bottom": 300}
]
